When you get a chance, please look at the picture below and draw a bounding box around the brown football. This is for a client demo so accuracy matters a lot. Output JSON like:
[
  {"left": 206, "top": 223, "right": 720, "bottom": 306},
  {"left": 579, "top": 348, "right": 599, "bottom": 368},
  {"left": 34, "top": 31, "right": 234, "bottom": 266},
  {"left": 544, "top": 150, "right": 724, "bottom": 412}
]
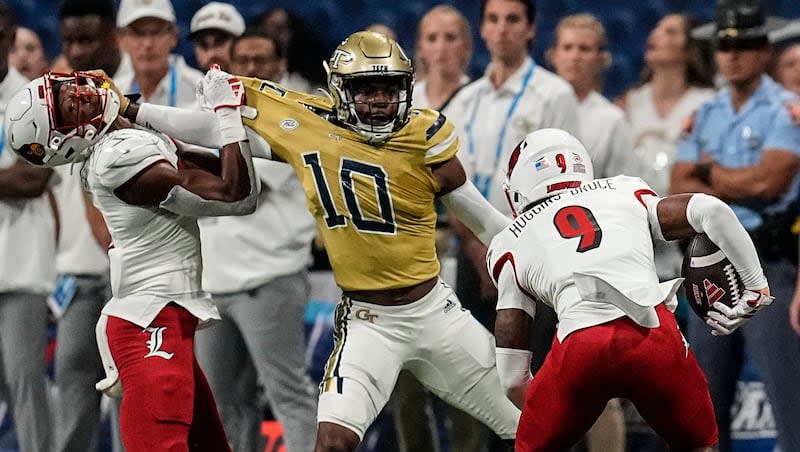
[{"left": 681, "top": 233, "right": 745, "bottom": 319}]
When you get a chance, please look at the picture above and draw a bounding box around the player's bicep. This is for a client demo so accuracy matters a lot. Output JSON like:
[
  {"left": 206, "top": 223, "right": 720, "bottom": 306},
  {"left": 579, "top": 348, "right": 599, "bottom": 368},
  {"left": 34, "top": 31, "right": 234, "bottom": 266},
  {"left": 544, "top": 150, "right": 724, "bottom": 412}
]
[
  {"left": 654, "top": 194, "right": 697, "bottom": 241},
  {"left": 432, "top": 156, "right": 467, "bottom": 195},
  {"left": 114, "top": 161, "right": 183, "bottom": 206}
]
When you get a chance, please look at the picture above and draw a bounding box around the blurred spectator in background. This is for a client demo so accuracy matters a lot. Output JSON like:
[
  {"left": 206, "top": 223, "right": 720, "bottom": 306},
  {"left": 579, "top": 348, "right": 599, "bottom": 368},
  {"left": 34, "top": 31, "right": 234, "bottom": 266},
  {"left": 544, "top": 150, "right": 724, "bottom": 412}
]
[
  {"left": 0, "top": 3, "right": 55, "bottom": 451},
  {"left": 115, "top": 0, "right": 201, "bottom": 107},
  {"left": 413, "top": 4, "right": 472, "bottom": 110},
  {"left": 770, "top": 19, "right": 800, "bottom": 94},
  {"left": 230, "top": 29, "right": 310, "bottom": 93},
  {"left": 59, "top": 0, "right": 130, "bottom": 77},
  {"left": 548, "top": 13, "right": 631, "bottom": 179},
  {"left": 193, "top": 29, "right": 319, "bottom": 452},
  {"left": 547, "top": 15, "right": 628, "bottom": 452},
  {"left": 446, "top": 0, "right": 579, "bottom": 450},
  {"left": 9, "top": 26, "right": 48, "bottom": 79},
  {"left": 614, "top": 13, "right": 715, "bottom": 282},
  {"left": 189, "top": 2, "right": 245, "bottom": 72},
  {"left": 251, "top": 7, "right": 326, "bottom": 89},
  {"left": 366, "top": 23, "right": 397, "bottom": 41},
  {"left": 50, "top": 0, "right": 131, "bottom": 450},
  {"left": 671, "top": 0, "right": 800, "bottom": 450}
]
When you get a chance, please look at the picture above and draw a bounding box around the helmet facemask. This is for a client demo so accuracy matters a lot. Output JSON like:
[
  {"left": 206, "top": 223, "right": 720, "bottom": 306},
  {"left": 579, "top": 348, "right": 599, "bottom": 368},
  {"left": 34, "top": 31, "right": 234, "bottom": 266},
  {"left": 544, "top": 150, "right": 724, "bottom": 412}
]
[
  {"left": 44, "top": 72, "right": 119, "bottom": 164},
  {"left": 325, "top": 31, "right": 415, "bottom": 144},
  {"left": 337, "top": 73, "right": 412, "bottom": 143},
  {"left": 7, "top": 71, "right": 120, "bottom": 168}
]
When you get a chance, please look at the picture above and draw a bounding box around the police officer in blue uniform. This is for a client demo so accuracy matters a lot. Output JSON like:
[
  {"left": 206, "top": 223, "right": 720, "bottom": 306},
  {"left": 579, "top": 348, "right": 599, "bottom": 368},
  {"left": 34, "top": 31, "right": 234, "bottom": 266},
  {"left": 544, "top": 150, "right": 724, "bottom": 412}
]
[{"left": 671, "top": 1, "right": 800, "bottom": 450}]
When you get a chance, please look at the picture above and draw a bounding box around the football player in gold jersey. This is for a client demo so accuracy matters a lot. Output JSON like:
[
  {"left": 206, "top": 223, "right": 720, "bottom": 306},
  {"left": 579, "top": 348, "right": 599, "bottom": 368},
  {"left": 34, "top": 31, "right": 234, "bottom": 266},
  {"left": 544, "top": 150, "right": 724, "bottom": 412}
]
[{"left": 112, "top": 31, "right": 520, "bottom": 451}]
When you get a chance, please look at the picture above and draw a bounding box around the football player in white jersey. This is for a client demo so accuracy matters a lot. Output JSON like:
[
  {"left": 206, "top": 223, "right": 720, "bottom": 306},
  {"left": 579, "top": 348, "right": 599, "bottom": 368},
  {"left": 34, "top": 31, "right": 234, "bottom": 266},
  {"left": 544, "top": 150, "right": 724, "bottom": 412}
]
[
  {"left": 4, "top": 68, "right": 258, "bottom": 451},
  {"left": 487, "top": 128, "right": 774, "bottom": 451}
]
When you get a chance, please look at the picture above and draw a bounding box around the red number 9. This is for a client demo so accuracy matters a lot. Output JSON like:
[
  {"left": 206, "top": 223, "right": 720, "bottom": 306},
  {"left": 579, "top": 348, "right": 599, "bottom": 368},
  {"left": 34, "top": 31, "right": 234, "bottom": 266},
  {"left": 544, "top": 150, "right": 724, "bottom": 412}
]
[{"left": 553, "top": 205, "right": 602, "bottom": 252}]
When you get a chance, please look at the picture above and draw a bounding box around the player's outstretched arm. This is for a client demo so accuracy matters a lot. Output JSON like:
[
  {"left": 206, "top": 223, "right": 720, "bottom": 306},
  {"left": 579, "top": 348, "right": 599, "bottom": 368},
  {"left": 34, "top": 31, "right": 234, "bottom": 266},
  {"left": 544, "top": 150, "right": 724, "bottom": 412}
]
[
  {"left": 97, "top": 71, "right": 271, "bottom": 159},
  {"left": 115, "top": 70, "right": 259, "bottom": 217},
  {"left": 436, "top": 157, "right": 510, "bottom": 245}
]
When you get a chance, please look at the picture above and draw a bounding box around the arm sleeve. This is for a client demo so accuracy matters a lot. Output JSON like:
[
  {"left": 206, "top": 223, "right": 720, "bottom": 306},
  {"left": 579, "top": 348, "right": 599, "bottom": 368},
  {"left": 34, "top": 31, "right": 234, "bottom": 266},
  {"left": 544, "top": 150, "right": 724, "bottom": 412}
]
[
  {"left": 136, "top": 104, "right": 272, "bottom": 159},
  {"left": 440, "top": 180, "right": 510, "bottom": 245},
  {"left": 136, "top": 104, "right": 222, "bottom": 148},
  {"left": 684, "top": 193, "right": 767, "bottom": 290}
]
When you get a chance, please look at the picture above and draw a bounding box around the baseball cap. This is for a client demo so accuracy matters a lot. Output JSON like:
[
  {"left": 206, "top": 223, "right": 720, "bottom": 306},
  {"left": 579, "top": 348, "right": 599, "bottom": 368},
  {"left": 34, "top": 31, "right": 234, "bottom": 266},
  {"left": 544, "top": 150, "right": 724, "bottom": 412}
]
[
  {"left": 189, "top": 2, "right": 245, "bottom": 39},
  {"left": 116, "top": 0, "right": 176, "bottom": 28}
]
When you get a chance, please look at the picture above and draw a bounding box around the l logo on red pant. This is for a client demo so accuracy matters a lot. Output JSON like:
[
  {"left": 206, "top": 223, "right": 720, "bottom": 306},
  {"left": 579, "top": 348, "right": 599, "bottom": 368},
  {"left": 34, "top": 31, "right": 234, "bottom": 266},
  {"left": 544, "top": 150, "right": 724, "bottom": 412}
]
[{"left": 143, "top": 326, "right": 174, "bottom": 360}]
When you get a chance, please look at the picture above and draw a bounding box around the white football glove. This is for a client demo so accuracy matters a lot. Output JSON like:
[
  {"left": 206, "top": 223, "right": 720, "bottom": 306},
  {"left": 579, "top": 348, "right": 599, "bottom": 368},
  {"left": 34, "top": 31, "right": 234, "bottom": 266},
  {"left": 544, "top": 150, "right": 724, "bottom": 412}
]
[
  {"left": 706, "top": 290, "right": 775, "bottom": 336},
  {"left": 197, "top": 64, "right": 246, "bottom": 112}
]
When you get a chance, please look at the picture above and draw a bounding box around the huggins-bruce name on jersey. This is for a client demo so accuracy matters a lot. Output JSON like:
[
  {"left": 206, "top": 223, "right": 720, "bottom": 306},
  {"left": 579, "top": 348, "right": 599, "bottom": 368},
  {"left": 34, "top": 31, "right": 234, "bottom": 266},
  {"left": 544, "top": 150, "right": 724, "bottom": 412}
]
[{"left": 507, "top": 179, "right": 617, "bottom": 238}]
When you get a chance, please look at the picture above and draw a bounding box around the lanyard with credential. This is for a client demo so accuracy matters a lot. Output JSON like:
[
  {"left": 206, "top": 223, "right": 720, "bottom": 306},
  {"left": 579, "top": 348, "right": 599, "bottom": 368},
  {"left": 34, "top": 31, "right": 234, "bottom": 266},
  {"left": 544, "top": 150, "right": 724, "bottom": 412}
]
[
  {"left": 466, "top": 61, "right": 536, "bottom": 198},
  {"left": 130, "top": 60, "right": 177, "bottom": 107},
  {"left": 0, "top": 126, "right": 5, "bottom": 158}
]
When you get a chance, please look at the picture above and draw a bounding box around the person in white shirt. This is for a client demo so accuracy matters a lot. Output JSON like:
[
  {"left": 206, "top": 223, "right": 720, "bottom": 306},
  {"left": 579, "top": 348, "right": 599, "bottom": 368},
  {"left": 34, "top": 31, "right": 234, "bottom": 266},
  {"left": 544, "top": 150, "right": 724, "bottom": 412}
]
[
  {"left": 51, "top": 1, "right": 133, "bottom": 450},
  {"left": 115, "top": 0, "right": 202, "bottom": 108},
  {"left": 488, "top": 128, "right": 772, "bottom": 451},
  {"left": 548, "top": 14, "right": 631, "bottom": 179},
  {"left": 0, "top": 5, "right": 55, "bottom": 451},
  {"left": 446, "top": 0, "right": 580, "bottom": 301},
  {"left": 5, "top": 68, "right": 259, "bottom": 451},
  {"left": 193, "top": 31, "right": 319, "bottom": 452}
]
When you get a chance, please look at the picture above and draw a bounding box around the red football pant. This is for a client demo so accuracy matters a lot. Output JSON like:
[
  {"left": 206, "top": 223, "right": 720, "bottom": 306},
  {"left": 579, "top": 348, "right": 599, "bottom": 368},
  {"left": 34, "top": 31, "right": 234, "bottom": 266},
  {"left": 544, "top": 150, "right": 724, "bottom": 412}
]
[
  {"left": 517, "top": 305, "right": 718, "bottom": 452},
  {"left": 106, "top": 305, "right": 231, "bottom": 452}
]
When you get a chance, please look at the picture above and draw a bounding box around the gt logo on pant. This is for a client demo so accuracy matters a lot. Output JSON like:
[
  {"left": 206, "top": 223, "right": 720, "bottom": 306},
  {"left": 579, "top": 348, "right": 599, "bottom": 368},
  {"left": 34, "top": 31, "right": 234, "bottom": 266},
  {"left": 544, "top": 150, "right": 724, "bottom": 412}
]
[
  {"left": 355, "top": 309, "right": 378, "bottom": 323},
  {"left": 143, "top": 326, "right": 174, "bottom": 360}
]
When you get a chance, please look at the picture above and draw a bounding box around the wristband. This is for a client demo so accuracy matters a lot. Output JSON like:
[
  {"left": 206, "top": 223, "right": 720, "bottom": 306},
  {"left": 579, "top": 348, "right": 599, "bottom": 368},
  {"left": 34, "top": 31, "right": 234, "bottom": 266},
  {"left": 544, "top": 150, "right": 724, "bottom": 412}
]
[{"left": 216, "top": 107, "right": 247, "bottom": 145}]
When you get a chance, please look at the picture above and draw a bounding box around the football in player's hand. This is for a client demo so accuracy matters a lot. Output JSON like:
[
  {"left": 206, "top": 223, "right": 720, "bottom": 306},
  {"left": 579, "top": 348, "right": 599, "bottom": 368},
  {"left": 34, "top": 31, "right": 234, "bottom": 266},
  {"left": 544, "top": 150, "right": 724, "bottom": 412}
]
[{"left": 681, "top": 233, "right": 745, "bottom": 319}]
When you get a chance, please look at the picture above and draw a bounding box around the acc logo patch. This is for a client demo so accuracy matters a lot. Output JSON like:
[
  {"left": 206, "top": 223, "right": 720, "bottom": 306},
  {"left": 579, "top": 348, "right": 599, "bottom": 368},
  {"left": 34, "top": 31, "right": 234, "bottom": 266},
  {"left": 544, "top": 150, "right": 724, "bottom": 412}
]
[
  {"left": 280, "top": 118, "right": 299, "bottom": 131},
  {"left": 785, "top": 101, "right": 800, "bottom": 127},
  {"left": 680, "top": 111, "right": 697, "bottom": 140}
]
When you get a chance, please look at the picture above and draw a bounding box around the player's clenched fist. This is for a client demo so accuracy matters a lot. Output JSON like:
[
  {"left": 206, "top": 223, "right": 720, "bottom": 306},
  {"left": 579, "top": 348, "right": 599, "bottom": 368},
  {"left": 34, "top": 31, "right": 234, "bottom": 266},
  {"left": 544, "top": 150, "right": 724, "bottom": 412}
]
[{"left": 199, "top": 64, "right": 245, "bottom": 111}]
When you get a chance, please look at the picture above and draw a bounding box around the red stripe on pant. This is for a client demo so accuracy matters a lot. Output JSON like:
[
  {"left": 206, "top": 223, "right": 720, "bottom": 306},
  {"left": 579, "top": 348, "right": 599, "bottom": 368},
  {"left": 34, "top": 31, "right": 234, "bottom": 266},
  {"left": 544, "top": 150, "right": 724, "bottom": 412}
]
[{"left": 106, "top": 305, "right": 231, "bottom": 452}]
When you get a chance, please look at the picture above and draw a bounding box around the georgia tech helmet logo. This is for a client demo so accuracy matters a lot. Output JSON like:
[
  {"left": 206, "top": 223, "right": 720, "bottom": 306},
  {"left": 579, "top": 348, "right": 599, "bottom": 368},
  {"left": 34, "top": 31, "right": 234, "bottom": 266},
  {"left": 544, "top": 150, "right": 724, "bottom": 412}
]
[{"left": 330, "top": 49, "right": 353, "bottom": 69}]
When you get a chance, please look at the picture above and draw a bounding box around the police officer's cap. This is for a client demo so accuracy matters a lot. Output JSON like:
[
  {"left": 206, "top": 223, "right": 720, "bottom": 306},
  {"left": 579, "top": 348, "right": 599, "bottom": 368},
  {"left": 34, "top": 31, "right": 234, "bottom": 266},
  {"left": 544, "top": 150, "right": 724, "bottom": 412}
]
[{"left": 714, "top": 0, "right": 770, "bottom": 50}]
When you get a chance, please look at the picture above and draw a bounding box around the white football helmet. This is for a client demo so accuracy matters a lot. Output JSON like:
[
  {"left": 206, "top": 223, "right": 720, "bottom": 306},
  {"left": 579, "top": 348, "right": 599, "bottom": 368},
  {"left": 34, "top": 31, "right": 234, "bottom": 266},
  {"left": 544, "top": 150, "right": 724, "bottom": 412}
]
[
  {"left": 324, "top": 31, "right": 414, "bottom": 144},
  {"left": 5, "top": 71, "right": 120, "bottom": 167},
  {"left": 504, "top": 128, "right": 594, "bottom": 217}
]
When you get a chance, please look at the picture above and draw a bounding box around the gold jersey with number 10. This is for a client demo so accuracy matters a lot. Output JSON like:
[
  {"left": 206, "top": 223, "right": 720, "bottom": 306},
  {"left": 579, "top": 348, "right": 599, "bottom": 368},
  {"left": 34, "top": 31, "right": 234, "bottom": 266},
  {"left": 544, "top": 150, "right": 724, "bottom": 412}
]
[{"left": 240, "top": 77, "right": 459, "bottom": 291}]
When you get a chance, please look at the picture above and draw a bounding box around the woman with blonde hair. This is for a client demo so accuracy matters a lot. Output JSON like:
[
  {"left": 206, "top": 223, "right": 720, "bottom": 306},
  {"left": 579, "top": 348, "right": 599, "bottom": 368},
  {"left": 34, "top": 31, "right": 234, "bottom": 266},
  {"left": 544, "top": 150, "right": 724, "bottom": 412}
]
[{"left": 413, "top": 4, "right": 473, "bottom": 109}]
